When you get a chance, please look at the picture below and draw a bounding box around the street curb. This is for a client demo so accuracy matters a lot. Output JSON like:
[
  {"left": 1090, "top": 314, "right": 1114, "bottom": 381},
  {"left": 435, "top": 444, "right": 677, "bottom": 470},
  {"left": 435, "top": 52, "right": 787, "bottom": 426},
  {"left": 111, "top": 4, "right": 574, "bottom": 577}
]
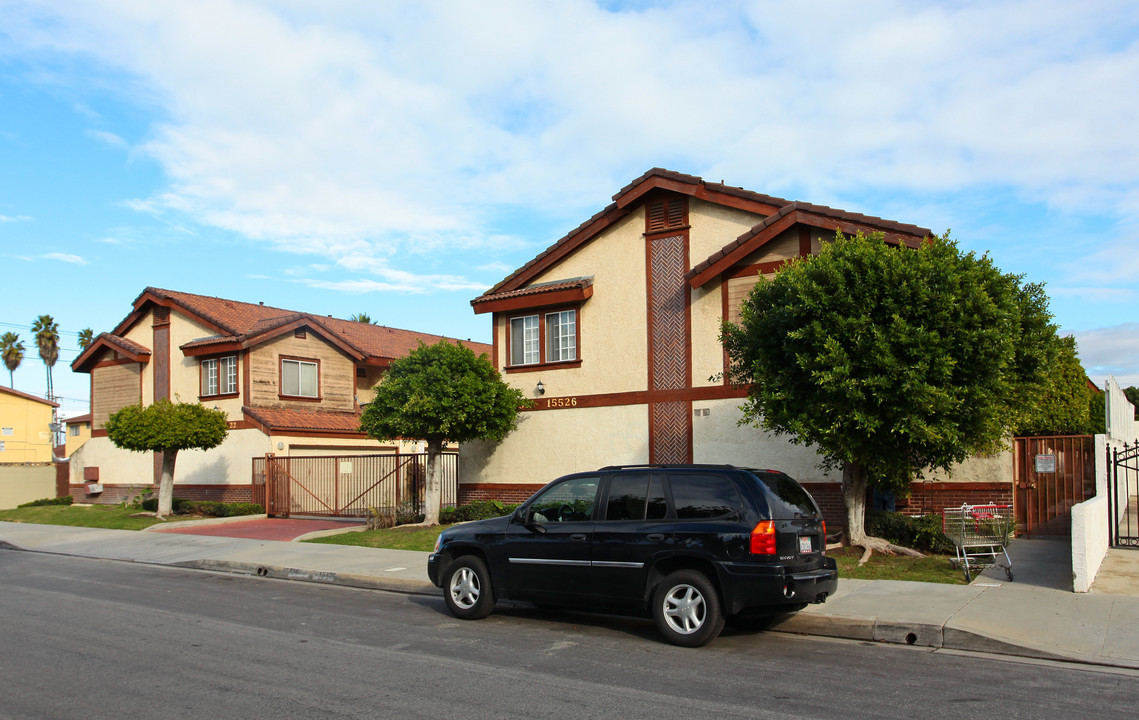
[
  {"left": 174, "top": 558, "right": 441, "bottom": 596},
  {"left": 142, "top": 514, "right": 270, "bottom": 531}
]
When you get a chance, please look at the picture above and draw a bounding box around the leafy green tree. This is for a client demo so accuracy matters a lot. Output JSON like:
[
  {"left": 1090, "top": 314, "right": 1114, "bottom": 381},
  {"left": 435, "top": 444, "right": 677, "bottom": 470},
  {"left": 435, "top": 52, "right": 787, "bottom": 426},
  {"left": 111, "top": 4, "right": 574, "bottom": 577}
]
[
  {"left": 78, "top": 328, "right": 95, "bottom": 350},
  {"left": 350, "top": 313, "right": 376, "bottom": 324},
  {"left": 1125, "top": 386, "right": 1139, "bottom": 420},
  {"left": 1014, "top": 335, "right": 1096, "bottom": 436},
  {"left": 105, "top": 399, "right": 229, "bottom": 518},
  {"left": 360, "top": 340, "right": 529, "bottom": 525},
  {"left": 722, "top": 231, "right": 1056, "bottom": 554},
  {"left": 1, "top": 332, "right": 24, "bottom": 387},
  {"left": 31, "top": 314, "right": 60, "bottom": 400}
]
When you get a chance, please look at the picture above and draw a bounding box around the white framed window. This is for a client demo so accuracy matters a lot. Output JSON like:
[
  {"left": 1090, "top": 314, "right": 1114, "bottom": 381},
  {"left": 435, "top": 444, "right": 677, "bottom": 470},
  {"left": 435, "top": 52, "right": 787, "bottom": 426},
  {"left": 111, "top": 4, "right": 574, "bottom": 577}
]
[
  {"left": 508, "top": 308, "right": 579, "bottom": 367},
  {"left": 546, "top": 310, "right": 576, "bottom": 362},
  {"left": 509, "top": 315, "right": 541, "bottom": 366},
  {"left": 201, "top": 356, "right": 237, "bottom": 397},
  {"left": 281, "top": 358, "right": 319, "bottom": 398}
]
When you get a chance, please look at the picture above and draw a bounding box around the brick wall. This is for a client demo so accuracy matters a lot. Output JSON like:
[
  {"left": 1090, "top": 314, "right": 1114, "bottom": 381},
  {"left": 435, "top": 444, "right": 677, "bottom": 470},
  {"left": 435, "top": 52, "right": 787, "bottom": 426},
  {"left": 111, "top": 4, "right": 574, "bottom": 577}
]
[
  {"left": 69, "top": 483, "right": 254, "bottom": 505},
  {"left": 458, "top": 483, "right": 545, "bottom": 505}
]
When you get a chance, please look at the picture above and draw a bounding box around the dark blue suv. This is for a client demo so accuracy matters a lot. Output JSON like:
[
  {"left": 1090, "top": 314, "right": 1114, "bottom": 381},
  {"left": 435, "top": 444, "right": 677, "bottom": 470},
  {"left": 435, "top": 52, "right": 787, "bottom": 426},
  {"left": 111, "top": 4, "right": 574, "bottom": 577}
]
[{"left": 427, "top": 464, "right": 837, "bottom": 647}]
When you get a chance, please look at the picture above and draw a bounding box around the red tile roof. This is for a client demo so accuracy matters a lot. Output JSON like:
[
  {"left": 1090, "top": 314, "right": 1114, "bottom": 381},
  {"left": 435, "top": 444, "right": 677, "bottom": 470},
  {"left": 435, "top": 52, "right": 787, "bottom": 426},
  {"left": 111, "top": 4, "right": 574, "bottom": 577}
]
[
  {"left": 243, "top": 406, "right": 365, "bottom": 434},
  {"left": 135, "top": 288, "right": 491, "bottom": 361},
  {"left": 471, "top": 277, "right": 593, "bottom": 308}
]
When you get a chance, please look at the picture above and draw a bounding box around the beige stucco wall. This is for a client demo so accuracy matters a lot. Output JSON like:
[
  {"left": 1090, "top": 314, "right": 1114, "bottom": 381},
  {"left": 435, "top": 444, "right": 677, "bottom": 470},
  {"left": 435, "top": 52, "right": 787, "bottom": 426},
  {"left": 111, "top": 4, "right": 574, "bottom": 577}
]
[
  {"left": 502, "top": 210, "right": 650, "bottom": 399},
  {"left": 0, "top": 465, "right": 56, "bottom": 509},
  {"left": 170, "top": 312, "right": 225, "bottom": 405},
  {"left": 459, "top": 404, "right": 649, "bottom": 486},
  {"left": 927, "top": 450, "right": 1014, "bottom": 485},
  {"left": 693, "top": 397, "right": 842, "bottom": 483}
]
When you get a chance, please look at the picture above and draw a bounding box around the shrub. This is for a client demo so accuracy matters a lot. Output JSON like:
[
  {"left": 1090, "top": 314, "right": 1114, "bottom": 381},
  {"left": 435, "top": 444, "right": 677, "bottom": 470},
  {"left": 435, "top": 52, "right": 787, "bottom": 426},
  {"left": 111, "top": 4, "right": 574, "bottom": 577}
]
[
  {"left": 18, "top": 496, "right": 74, "bottom": 508},
  {"left": 866, "top": 511, "right": 955, "bottom": 554},
  {"left": 139, "top": 498, "right": 262, "bottom": 517},
  {"left": 395, "top": 501, "right": 424, "bottom": 526},
  {"left": 440, "top": 499, "right": 519, "bottom": 524}
]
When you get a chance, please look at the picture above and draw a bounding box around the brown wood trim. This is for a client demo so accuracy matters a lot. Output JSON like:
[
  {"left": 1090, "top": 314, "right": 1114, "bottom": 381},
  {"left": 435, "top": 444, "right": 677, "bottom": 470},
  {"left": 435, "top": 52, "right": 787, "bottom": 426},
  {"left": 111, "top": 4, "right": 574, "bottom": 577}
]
[
  {"left": 616, "top": 176, "right": 783, "bottom": 217},
  {"left": 288, "top": 443, "right": 397, "bottom": 452},
  {"left": 524, "top": 383, "right": 749, "bottom": 412},
  {"left": 242, "top": 410, "right": 271, "bottom": 435},
  {"left": 278, "top": 355, "right": 322, "bottom": 401},
  {"left": 721, "top": 278, "right": 731, "bottom": 384},
  {"left": 727, "top": 259, "right": 794, "bottom": 279},
  {"left": 504, "top": 359, "right": 583, "bottom": 374},
  {"left": 92, "top": 429, "right": 109, "bottom": 438},
  {"left": 91, "top": 357, "right": 143, "bottom": 369},
  {"left": 472, "top": 285, "right": 593, "bottom": 315},
  {"left": 490, "top": 204, "right": 631, "bottom": 295},
  {"left": 243, "top": 352, "right": 251, "bottom": 405},
  {"left": 491, "top": 315, "right": 501, "bottom": 371},
  {"left": 799, "top": 225, "right": 812, "bottom": 256},
  {"left": 271, "top": 430, "right": 370, "bottom": 439},
  {"left": 224, "top": 420, "right": 255, "bottom": 430},
  {"left": 688, "top": 210, "right": 800, "bottom": 289},
  {"left": 181, "top": 341, "right": 243, "bottom": 357}
]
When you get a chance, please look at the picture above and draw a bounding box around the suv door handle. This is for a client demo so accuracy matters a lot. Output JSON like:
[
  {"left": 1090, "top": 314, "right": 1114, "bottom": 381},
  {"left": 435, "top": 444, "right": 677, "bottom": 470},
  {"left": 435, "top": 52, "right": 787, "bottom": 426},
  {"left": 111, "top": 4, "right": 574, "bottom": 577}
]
[
  {"left": 647, "top": 534, "right": 665, "bottom": 541},
  {"left": 570, "top": 534, "right": 587, "bottom": 541}
]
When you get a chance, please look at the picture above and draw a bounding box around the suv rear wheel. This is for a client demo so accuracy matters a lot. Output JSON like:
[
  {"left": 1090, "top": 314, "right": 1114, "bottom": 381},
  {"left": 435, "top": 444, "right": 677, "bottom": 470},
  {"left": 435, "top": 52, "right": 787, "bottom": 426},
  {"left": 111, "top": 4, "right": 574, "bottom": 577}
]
[
  {"left": 444, "top": 556, "right": 495, "bottom": 620},
  {"left": 652, "top": 570, "right": 725, "bottom": 647}
]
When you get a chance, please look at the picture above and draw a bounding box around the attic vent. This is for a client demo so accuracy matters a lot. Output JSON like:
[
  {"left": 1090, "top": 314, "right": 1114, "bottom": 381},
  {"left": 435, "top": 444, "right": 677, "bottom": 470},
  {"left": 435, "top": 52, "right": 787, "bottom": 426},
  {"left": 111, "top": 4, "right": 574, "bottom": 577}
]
[{"left": 646, "top": 198, "right": 686, "bottom": 234}]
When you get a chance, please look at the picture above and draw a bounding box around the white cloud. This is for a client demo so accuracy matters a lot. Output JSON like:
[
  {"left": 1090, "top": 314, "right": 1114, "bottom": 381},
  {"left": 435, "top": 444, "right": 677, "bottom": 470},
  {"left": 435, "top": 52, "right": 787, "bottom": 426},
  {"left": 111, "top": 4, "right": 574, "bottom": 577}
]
[
  {"left": 1075, "top": 322, "right": 1139, "bottom": 388},
  {"left": 40, "top": 252, "right": 87, "bottom": 264},
  {"left": 85, "top": 129, "right": 127, "bottom": 147},
  {"left": 0, "top": 214, "right": 33, "bottom": 223},
  {"left": 4, "top": 0, "right": 1139, "bottom": 296}
]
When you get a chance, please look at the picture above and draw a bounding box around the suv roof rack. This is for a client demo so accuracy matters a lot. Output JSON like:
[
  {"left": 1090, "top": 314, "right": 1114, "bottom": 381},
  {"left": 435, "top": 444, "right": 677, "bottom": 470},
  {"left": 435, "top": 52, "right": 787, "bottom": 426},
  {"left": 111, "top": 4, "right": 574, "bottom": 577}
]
[{"left": 598, "top": 463, "right": 740, "bottom": 471}]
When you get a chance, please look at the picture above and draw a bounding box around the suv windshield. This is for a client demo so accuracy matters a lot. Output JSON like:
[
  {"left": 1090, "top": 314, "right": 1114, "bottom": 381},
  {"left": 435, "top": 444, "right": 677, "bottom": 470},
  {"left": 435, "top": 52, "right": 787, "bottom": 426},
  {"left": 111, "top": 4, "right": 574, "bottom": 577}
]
[{"left": 753, "top": 470, "right": 820, "bottom": 518}]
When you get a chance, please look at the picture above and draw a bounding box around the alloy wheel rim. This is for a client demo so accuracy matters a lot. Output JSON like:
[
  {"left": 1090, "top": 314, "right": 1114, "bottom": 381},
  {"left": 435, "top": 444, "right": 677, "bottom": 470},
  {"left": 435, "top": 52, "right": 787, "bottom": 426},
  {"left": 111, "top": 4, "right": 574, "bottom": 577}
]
[
  {"left": 450, "top": 567, "right": 480, "bottom": 609},
  {"left": 663, "top": 584, "right": 706, "bottom": 634}
]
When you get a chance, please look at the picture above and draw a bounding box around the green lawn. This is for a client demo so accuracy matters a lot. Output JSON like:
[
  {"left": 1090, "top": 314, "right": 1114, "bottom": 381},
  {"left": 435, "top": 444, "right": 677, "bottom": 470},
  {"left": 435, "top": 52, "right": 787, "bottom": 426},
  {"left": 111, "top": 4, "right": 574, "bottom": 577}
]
[
  {"left": 303, "top": 524, "right": 449, "bottom": 552},
  {"left": 830, "top": 546, "right": 967, "bottom": 584},
  {"left": 0, "top": 504, "right": 168, "bottom": 531}
]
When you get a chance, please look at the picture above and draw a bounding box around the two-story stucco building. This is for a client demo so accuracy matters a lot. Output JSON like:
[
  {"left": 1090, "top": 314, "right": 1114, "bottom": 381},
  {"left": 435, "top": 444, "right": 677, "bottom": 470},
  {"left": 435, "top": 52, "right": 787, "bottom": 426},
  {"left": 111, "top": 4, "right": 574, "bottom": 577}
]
[
  {"left": 458, "top": 169, "right": 1013, "bottom": 522},
  {"left": 69, "top": 288, "right": 490, "bottom": 505}
]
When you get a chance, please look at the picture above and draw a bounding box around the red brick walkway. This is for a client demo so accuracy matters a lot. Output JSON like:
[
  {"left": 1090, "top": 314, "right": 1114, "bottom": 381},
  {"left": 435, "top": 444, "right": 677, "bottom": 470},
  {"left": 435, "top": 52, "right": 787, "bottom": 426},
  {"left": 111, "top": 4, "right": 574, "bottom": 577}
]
[{"left": 150, "top": 517, "right": 363, "bottom": 541}]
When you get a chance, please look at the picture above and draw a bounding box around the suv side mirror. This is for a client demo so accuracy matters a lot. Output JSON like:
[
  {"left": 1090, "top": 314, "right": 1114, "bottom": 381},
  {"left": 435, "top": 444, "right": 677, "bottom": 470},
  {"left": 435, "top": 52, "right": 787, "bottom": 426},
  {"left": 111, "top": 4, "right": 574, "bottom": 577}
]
[{"left": 516, "top": 506, "right": 546, "bottom": 533}]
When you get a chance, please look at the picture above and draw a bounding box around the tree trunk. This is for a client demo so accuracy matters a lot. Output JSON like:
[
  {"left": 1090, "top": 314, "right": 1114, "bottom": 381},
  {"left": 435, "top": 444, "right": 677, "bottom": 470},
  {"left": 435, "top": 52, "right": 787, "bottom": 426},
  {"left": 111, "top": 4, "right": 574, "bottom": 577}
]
[
  {"left": 422, "top": 439, "right": 443, "bottom": 526},
  {"left": 842, "top": 461, "right": 923, "bottom": 561},
  {"left": 156, "top": 450, "right": 178, "bottom": 519}
]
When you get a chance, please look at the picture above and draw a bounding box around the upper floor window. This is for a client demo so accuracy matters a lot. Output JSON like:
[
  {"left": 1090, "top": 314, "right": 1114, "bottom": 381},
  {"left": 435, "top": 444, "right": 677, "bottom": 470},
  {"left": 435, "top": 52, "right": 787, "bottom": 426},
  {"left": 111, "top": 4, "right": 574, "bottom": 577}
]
[
  {"left": 281, "top": 357, "right": 319, "bottom": 398},
  {"left": 69, "top": 425, "right": 81, "bottom": 437},
  {"left": 508, "top": 308, "right": 579, "bottom": 367},
  {"left": 201, "top": 355, "right": 238, "bottom": 397}
]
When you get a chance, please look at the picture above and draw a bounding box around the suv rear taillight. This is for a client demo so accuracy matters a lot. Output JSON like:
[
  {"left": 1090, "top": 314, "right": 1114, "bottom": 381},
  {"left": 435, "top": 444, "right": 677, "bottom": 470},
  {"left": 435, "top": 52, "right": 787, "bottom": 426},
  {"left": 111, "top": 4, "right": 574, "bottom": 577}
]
[{"left": 750, "top": 520, "right": 776, "bottom": 555}]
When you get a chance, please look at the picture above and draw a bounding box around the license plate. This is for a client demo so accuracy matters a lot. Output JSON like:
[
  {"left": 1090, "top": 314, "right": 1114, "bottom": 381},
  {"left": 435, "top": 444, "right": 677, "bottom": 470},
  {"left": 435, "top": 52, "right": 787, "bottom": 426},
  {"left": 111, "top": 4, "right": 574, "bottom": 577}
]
[{"left": 798, "top": 536, "right": 813, "bottom": 554}]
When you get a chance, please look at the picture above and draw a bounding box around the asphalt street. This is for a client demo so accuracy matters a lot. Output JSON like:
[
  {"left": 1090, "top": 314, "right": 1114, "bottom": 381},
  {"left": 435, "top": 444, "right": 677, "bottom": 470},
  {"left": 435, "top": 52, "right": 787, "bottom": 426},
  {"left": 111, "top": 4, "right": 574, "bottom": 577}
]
[{"left": 3, "top": 550, "right": 1138, "bottom": 720}]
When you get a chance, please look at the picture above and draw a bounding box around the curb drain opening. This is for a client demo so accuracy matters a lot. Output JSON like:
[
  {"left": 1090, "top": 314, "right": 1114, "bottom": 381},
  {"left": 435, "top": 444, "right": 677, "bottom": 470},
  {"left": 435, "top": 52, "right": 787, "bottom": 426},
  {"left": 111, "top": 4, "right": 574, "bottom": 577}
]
[
  {"left": 905, "top": 632, "right": 917, "bottom": 645},
  {"left": 257, "top": 567, "right": 269, "bottom": 576}
]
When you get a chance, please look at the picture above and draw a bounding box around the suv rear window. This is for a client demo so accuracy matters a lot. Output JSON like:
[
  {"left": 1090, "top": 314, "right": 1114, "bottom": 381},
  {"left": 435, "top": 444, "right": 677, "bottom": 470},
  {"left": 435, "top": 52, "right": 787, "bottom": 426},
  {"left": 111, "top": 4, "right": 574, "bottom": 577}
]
[
  {"left": 753, "top": 471, "right": 820, "bottom": 518},
  {"left": 669, "top": 474, "right": 741, "bottom": 519}
]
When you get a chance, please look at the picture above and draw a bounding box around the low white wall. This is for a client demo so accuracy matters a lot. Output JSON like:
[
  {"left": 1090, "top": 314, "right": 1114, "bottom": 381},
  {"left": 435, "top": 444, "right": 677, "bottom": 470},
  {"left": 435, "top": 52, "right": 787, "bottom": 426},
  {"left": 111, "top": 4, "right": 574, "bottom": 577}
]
[
  {"left": 0, "top": 464, "right": 56, "bottom": 509},
  {"left": 1072, "top": 493, "right": 1108, "bottom": 593}
]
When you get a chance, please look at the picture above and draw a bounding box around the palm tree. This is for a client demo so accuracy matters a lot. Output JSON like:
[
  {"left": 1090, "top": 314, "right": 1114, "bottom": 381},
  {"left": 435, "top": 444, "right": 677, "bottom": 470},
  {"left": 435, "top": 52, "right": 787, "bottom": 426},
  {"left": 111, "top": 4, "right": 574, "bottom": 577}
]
[
  {"left": 1, "top": 332, "right": 24, "bottom": 388},
  {"left": 31, "top": 314, "right": 60, "bottom": 401},
  {"left": 78, "top": 327, "right": 95, "bottom": 350},
  {"left": 350, "top": 313, "right": 377, "bottom": 324}
]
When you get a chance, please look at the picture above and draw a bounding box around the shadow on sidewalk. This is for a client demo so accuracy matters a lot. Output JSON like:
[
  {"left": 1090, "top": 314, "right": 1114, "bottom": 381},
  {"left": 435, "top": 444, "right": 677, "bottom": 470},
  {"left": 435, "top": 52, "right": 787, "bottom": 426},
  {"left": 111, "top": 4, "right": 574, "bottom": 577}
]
[{"left": 974, "top": 536, "right": 1071, "bottom": 591}]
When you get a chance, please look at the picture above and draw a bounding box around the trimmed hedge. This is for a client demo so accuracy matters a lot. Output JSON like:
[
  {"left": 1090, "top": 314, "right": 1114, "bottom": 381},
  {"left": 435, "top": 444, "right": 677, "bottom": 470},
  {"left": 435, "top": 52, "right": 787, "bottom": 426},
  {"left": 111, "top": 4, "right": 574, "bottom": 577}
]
[
  {"left": 140, "top": 497, "right": 263, "bottom": 517},
  {"left": 866, "top": 510, "right": 955, "bottom": 554},
  {"left": 440, "top": 499, "right": 519, "bottom": 524},
  {"left": 18, "top": 496, "right": 74, "bottom": 508}
]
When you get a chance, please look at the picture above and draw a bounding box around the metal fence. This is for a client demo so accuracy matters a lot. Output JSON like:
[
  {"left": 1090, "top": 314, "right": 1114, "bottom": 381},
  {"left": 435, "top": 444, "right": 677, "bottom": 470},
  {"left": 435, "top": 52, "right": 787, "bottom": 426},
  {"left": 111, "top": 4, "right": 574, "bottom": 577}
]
[{"left": 251, "top": 452, "right": 457, "bottom": 518}]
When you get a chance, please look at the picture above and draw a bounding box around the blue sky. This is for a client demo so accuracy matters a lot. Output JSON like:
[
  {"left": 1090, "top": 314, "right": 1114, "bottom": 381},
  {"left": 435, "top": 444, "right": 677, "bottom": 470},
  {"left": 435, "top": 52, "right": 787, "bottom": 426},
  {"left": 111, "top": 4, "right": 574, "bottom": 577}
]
[{"left": 1, "top": 0, "right": 1137, "bottom": 419}]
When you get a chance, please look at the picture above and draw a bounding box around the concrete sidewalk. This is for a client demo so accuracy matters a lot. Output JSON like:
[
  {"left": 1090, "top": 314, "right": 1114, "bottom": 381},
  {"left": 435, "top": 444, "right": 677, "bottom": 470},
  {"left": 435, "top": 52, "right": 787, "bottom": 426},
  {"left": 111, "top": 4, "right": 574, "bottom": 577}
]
[{"left": 3, "top": 520, "right": 1138, "bottom": 669}]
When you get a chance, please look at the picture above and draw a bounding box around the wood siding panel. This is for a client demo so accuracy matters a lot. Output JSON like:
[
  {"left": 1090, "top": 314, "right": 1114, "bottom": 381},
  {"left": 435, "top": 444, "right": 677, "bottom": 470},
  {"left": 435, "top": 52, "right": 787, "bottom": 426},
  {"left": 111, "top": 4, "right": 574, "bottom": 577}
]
[
  {"left": 726, "top": 274, "right": 774, "bottom": 326},
  {"left": 92, "top": 363, "right": 141, "bottom": 430},
  {"left": 248, "top": 333, "right": 356, "bottom": 411}
]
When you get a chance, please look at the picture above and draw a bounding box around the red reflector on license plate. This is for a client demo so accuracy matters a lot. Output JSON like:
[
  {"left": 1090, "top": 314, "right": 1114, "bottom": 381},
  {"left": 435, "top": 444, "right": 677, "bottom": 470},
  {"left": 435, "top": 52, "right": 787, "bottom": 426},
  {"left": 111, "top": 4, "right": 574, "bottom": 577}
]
[{"left": 799, "top": 536, "right": 813, "bottom": 554}]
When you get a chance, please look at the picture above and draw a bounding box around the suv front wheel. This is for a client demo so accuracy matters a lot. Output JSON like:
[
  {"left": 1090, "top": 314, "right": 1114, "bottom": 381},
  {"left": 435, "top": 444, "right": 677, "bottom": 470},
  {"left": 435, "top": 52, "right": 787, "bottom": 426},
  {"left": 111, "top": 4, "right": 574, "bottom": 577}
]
[
  {"left": 443, "top": 556, "right": 496, "bottom": 620},
  {"left": 652, "top": 570, "right": 725, "bottom": 647}
]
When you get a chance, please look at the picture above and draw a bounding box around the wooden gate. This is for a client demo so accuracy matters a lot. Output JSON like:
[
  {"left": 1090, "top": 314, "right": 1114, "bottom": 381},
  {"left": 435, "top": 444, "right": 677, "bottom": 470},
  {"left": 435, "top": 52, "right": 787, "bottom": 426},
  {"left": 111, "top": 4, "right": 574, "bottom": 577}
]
[
  {"left": 1012, "top": 435, "right": 1095, "bottom": 536},
  {"left": 251, "top": 452, "right": 457, "bottom": 518}
]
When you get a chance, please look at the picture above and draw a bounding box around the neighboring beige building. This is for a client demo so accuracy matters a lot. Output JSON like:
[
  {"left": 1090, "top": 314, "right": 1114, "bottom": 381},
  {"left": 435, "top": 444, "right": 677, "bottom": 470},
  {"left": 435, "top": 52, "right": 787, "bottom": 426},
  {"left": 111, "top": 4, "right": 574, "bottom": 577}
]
[
  {"left": 69, "top": 288, "right": 488, "bottom": 505},
  {"left": 0, "top": 385, "right": 58, "bottom": 464},
  {"left": 459, "top": 169, "right": 1012, "bottom": 521},
  {"left": 64, "top": 413, "right": 91, "bottom": 457}
]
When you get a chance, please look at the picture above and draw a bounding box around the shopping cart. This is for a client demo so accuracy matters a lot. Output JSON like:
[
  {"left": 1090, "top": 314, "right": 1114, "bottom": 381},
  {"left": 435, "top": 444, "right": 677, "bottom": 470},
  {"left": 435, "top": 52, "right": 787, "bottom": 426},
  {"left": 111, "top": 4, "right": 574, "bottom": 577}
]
[{"left": 942, "top": 503, "right": 1014, "bottom": 582}]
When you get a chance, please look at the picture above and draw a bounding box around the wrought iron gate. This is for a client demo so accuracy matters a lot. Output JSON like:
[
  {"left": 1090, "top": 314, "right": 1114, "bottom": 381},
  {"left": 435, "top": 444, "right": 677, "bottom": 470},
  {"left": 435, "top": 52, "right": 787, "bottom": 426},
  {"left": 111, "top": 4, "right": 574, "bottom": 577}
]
[
  {"left": 251, "top": 452, "right": 457, "bottom": 518},
  {"left": 1110, "top": 442, "right": 1139, "bottom": 548}
]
